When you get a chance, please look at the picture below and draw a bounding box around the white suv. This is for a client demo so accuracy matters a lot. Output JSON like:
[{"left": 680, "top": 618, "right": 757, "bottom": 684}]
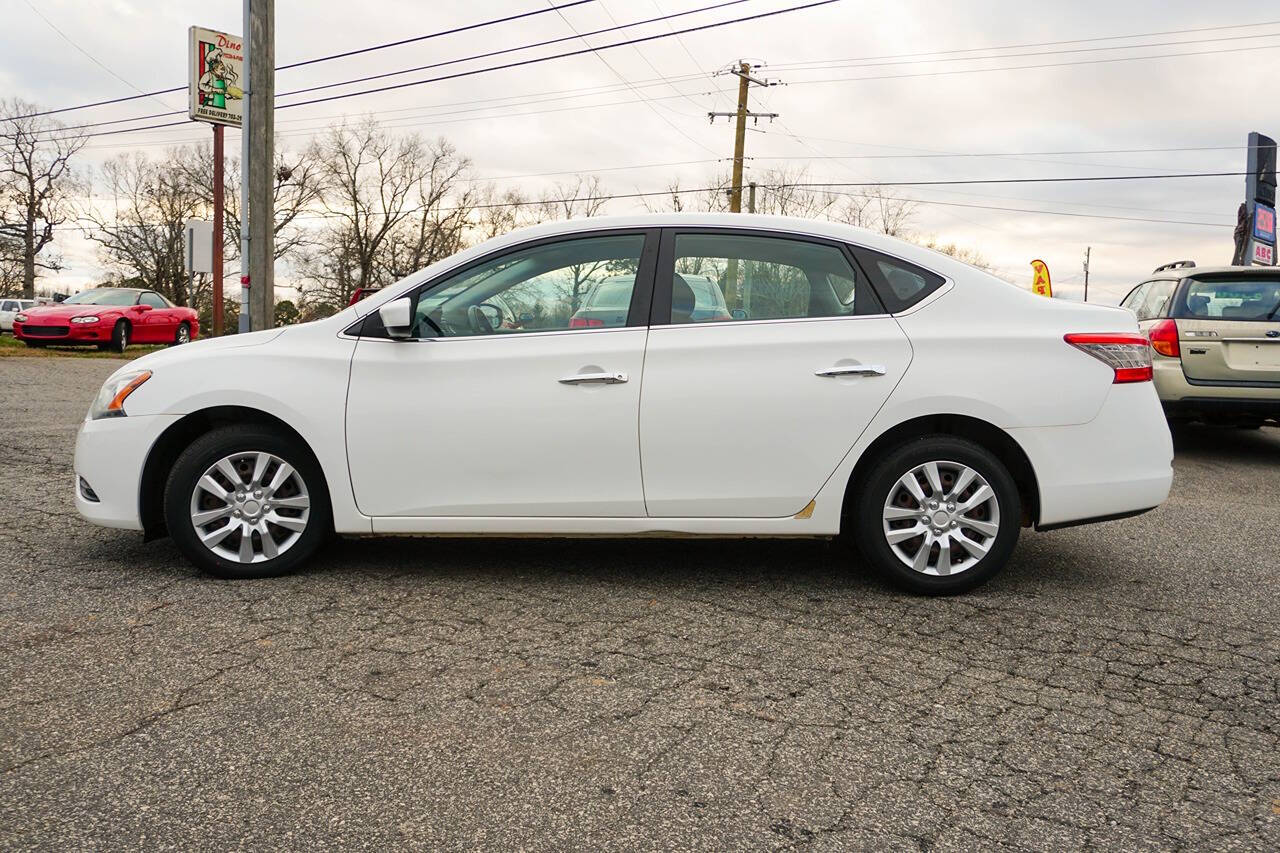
[{"left": 0, "top": 298, "right": 36, "bottom": 333}]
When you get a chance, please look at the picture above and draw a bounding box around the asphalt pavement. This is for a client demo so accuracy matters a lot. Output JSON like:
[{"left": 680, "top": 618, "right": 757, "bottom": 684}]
[{"left": 1, "top": 356, "right": 1277, "bottom": 851}]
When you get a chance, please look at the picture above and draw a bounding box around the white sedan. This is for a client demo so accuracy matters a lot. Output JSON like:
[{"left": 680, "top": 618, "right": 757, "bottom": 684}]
[{"left": 74, "top": 214, "right": 1172, "bottom": 594}]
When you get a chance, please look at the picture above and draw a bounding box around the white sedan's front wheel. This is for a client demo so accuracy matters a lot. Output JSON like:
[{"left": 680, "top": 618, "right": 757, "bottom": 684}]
[
  {"left": 164, "top": 426, "right": 331, "bottom": 579},
  {"left": 853, "top": 436, "right": 1021, "bottom": 595}
]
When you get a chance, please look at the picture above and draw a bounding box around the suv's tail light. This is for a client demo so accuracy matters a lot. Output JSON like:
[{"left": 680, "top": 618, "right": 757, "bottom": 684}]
[
  {"left": 1064, "top": 333, "right": 1153, "bottom": 383},
  {"left": 1147, "top": 318, "right": 1180, "bottom": 358}
]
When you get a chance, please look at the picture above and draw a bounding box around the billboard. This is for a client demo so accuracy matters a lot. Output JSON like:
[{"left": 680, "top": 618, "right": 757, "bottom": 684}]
[{"left": 188, "top": 26, "right": 244, "bottom": 127}]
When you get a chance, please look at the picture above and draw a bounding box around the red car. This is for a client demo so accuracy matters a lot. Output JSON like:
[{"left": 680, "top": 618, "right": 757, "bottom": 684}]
[{"left": 13, "top": 288, "right": 199, "bottom": 352}]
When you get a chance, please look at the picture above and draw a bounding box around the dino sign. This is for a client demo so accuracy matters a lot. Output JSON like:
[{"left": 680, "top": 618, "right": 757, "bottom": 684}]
[
  {"left": 188, "top": 26, "right": 244, "bottom": 128},
  {"left": 1030, "top": 259, "right": 1053, "bottom": 298}
]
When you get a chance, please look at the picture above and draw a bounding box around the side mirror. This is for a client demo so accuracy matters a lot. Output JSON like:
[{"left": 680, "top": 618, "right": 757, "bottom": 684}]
[
  {"left": 135, "top": 304, "right": 153, "bottom": 312},
  {"left": 730, "top": 308, "right": 748, "bottom": 320},
  {"left": 379, "top": 297, "right": 413, "bottom": 339}
]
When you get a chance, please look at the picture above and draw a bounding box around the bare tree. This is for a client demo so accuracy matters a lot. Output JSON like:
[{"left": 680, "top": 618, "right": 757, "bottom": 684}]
[
  {"left": 80, "top": 152, "right": 207, "bottom": 308},
  {"left": 306, "top": 119, "right": 427, "bottom": 292},
  {"left": 0, "top": 233, "right": 22, "bottom": 298},
  {"left": 0, "top": 99, "right": 86, "bottom": 298},
  {"left": 169, "top": 141, "right": 322, "bottom": 266},
  {"left": 914, "top": 236, "right": 996, "bottom": 273},
  {"left": 536, "top": 175, "right": 609, "bottom": 222},
  {"left": 472, "top": 184, "right": 532, "bottom": 239},
  {"left": 378, "top": 138, "right": 474, "bottom": 280}
]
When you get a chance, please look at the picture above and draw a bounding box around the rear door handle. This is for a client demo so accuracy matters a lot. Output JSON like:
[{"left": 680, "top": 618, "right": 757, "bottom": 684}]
[
  {"left": 558, "top": 371, "right": 629, "bottom": 385},
  {"left": 815, "top": 364, "right": 886, "bottom": 378}
]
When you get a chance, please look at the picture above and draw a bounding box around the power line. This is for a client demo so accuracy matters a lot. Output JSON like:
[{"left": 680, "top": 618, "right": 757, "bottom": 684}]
[
  {"left": 9, "top": 0, "right": 602, "bottom": 119},
  {"left": 821, "top": 189, "right": 1231, "bottom": 228},
  {"left": 772, "top": 171, "right": 1258, "bottom": 188},
  {"left": 544, "top": 0, "right": 720, "bottom": 156},
  {"left": 788, "top": 42, "right": 1280, "bottom": 86},
  {"left": 272, "top": 1, "right": 840, "bottom": 112},
  {"left": 769, "top": 18, "right": 1280, "bottom": 68},
  {"left": 276, "top": 0, "right": 751, "bottom": 104},
  {"left": 40, "top": 0, "right": 841, "bottom": 141}
]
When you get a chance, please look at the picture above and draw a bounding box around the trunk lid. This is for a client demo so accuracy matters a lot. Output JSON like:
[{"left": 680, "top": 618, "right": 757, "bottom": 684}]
[{"left": 1172, "top": 275, "right": 1280, "bottom": 383}]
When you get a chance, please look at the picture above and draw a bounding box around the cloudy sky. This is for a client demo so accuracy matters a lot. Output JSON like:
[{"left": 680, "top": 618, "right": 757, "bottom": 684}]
[{"left": 2, "top": 0, "right": 1275, "bottom": 302}]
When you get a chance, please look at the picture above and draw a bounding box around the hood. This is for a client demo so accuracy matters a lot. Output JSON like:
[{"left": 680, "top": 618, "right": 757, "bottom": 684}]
[
  {"left": 108, "top": 326, "right": 289, "bottom": 377},
  {"left": 19, "top": 303, "right": 115, "bottom": 320}
]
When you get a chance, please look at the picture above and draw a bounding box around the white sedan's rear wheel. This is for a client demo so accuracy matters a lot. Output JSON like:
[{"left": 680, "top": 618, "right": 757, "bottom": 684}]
[
  {"left": 164, "top": 426, "right": 330, "bottom": 579},
  {"left": 854, "top": 436, "right": 1020, "bottom": 594}
]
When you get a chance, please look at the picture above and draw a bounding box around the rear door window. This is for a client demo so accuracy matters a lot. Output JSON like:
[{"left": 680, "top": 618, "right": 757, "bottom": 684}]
[{"left": 1172, "top": 277, "right": 1280, "bottom": 321}]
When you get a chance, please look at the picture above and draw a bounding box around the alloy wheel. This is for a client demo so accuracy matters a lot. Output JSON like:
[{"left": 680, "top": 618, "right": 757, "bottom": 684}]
[
  {"left": 881, "top": 459, "right": 1001, "bottom": 576},
  {"left": 188, "top": 451, "right": 311, "bottom": 564}
]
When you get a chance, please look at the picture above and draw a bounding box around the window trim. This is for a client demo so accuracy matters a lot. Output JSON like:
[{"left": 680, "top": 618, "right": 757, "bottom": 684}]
[
  {"left": 348, "top": 228, "right": 660, "bottom": 341},
  {"left": 649, "top": 226, "right": 887, "bottom": 328}
]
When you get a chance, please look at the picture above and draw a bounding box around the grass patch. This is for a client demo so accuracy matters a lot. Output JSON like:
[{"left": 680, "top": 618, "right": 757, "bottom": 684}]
[{"left": 0, "top": 333, "right": 166, "bottom": 359}]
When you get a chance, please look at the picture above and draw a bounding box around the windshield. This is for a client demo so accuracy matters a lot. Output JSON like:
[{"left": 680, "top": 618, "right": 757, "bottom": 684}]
[
  {"left": 1173, "top": 278, "right": 1280, "bottom": 322},
  {"left": 63, "top": 289, "right": 139, "bottom": 307}
]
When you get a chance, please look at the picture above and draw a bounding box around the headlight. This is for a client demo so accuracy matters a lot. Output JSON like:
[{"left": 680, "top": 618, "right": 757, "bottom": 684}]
[
  {"left": 14, "top": 313, "right": 26, "bottom": 323},
  {"left": 71, "top": 315, "right": 101, "bottom": 324},
  {"left": 90, "top": 370, "right": 152, "bottom": 420}
]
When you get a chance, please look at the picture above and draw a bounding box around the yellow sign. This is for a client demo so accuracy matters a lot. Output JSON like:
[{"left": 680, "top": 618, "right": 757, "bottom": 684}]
[{"left": 1030, "top": 259, "right": 1053, "bottom": 297}]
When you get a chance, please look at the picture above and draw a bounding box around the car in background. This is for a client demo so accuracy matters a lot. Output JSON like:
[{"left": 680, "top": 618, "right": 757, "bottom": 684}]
[
  {"left": 73, "top": 214, "right": 1172, "bottom": 595},
  {"left": 0, "top": 298, "right": 37, "bottom": 333},
  {"left": 570, "top": 273, "right": 731, "bottom": 328},
  {"left": 1120, "top": 261, "right": 1279, "bottom": 427},
  {"left": 348, "top": 287, "right": 382, "bottom": 306},
  {"left": 13, "top": 287, "right": 198, "bottom": 352}
]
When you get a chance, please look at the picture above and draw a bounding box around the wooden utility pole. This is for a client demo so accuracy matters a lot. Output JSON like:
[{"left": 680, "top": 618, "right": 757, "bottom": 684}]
[
  {"left": 708, "top": 61, "right": 778, "bottom": 214},
  {"left": 246, "top": 0, "right": 275, "bottom": 331},
  {"left": 212, "top": 124, "right": 224, "bottom": 335},
  {"left": 747, "top": 181, "right": 757, "bottom": 214}
]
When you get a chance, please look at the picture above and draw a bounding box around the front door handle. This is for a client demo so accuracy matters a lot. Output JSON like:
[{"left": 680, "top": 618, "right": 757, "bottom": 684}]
[
  {"left": 815, "top": 364, "right": 886, "bottom": 378},
  {"left": 558, "top": 371, "right": 629, "bottom": 385}
]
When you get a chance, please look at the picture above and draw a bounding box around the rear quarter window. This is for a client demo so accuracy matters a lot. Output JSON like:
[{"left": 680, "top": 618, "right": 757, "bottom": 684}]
[{"left": 850, "top": 247, "right": 946, "bottom": 313}]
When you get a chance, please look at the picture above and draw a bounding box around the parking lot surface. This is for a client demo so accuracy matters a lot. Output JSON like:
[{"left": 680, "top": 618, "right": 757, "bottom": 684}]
[{"left": 1, "top": 356, "right": 1277, "bottom": 851}]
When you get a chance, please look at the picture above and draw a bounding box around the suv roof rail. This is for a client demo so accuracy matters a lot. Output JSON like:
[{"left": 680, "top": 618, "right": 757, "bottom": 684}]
[{"left": 1152, "top": 260, "right": 1196, "bottom": 273}]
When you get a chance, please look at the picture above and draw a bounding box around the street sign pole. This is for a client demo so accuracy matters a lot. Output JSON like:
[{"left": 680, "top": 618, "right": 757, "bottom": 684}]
[
  {"left": 212, "top": 124, "right": 224, "bottom": 336},
  {"left": 239, "top": 1, "right": 252, "bottom": 333}
]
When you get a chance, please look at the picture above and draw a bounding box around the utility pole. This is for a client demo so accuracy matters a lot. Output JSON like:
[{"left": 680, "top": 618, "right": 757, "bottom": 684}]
[
  {"left": 1082, "top": 246, "right": 1091, "bottom": 302},
  {"left": 747, "top": 181, "right": 757, "bottom": 214},
  {"left": 246, "top": 0, "right": 275, "bottom": 331},
  {"left": 708, "top": 61, "right": 778, "bottom": 213}
]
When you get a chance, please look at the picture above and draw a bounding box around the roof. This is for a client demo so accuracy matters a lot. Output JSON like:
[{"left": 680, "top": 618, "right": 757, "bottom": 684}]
[{"left": 1148, "top": 265, "right": 1278, "bottom": 279}]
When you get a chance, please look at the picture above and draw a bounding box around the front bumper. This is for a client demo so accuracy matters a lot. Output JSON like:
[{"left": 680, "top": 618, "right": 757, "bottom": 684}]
[
  {"left": 74, "top": 413, "right": 181, "bottom": 530},
  {"left": 14, "top": 321, "right": 113, "bottom": 344},
  {"left": 1011, "top": 382, "right": 1174, "bottom": 529}
]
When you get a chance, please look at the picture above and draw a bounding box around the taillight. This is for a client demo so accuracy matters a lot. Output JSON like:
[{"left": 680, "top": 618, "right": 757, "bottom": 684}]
[
  {"left": 1064, "top": 333, "right": 1153, "bottom": 383},
  {"left": 1147, "top": 319, "right": 1180, "bottom": 358},
  {"left": 568, "top": 317, "right": 604, "bottom": 329}
]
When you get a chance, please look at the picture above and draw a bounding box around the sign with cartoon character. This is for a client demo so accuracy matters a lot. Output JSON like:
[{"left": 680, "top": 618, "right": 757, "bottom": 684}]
[{"left": 188, "top": 26, "right": 244, "bottom": 127}]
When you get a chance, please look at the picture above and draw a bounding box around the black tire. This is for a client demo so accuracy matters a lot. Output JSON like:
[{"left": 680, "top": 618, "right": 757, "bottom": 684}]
[
  {"left": 851, "top": 435, "right": 1021, "bottom": 595},
  {"left": 163, "top": 426, "right": 331, "bottom": 579},
  {"left": 110, "top": 320, "right": 129, "bottom": 353},
  {"left": 172, "top": 322, "right": 191, "bottom": 346}
]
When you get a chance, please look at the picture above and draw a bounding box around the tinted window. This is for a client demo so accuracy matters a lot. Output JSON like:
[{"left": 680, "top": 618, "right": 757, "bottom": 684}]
[
  {"left": 1171, "top": 277, "right": 1280, "bottom": 321},
  {"left": 140, "top": 292, "right": 168, "bottom": 308},
  {"left": 410, "top": 234, "right": 646, "bottom": 338},
  {"left": 667, "top": 233, "right": 878, "bottom": 324},
  {"left": 852, "top": 248, "right": 945, "bottom": 313},
  {"left": 1, "top": 301, "right": 16, "bottom": 312}
]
